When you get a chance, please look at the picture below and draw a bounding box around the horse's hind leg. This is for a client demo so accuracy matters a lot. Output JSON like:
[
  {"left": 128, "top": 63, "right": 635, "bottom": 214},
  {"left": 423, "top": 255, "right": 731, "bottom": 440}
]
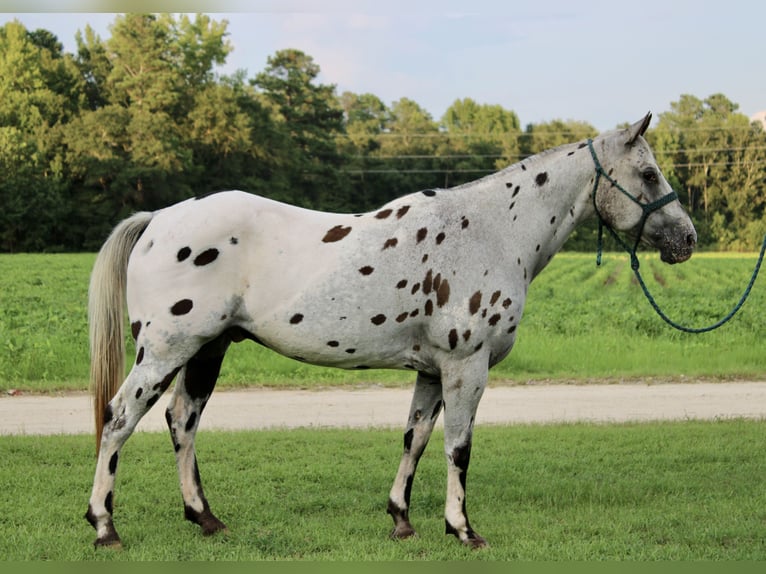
[
  {"left": 86, "top": 363, "right": 180, "bottom": 547},
  {"left": 388, "top": 372, "right": 443, "bottom": 539},
  {"left": 165, "top": 336, "right": 230, "bottom": 536}
]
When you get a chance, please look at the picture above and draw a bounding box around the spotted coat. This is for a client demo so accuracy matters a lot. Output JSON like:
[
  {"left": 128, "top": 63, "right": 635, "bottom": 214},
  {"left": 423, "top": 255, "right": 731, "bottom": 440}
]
[{"left": 85, "top": 114, "right": 696, "bottom": 549}]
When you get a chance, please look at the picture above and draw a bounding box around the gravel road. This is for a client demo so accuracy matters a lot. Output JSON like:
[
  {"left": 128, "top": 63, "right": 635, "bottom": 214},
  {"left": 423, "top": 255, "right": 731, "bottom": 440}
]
[{"left": 2, "top": 381, "right": 766, "bottom": 436}]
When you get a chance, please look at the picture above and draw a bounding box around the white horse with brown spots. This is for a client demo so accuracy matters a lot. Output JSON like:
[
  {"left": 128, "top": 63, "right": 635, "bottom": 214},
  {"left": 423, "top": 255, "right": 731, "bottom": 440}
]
[{"left": 85, "top": 113, "right": 696, "bottom": 549}]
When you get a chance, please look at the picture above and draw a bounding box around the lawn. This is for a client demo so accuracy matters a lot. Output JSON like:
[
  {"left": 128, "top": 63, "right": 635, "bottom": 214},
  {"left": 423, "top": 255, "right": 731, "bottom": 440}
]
[{"left": 1, "top": 420, "right": 765, "bottom": 560}]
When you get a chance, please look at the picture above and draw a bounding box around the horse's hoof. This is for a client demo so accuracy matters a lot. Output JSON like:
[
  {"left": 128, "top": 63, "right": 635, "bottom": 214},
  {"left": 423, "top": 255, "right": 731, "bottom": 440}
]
[
  {"left": 390, "top": 523, "right": 417, "bottom": 540},
  {"left": 94, "top": 534, "right": 123, "bottom": 550},
  {"left": 463, "top": 534, "right": 488, "bottom": 550}
]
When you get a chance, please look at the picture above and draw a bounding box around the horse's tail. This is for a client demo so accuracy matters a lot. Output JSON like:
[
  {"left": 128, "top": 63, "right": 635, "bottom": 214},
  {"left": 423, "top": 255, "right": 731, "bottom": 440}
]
[{"left": 89, "top": 211, "right": 153, "bottom": 453}]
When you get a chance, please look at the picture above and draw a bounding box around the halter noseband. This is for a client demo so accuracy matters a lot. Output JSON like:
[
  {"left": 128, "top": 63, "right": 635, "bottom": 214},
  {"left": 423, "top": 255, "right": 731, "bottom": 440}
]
[{"left": 587, "top": 138, "right": 678, "bottom": 269}]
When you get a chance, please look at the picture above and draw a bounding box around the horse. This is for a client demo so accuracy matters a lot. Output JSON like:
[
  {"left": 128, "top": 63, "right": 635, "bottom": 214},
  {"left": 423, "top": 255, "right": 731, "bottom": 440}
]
[{"left": 85, "top": 112, "right": 696, "bottom": 549}]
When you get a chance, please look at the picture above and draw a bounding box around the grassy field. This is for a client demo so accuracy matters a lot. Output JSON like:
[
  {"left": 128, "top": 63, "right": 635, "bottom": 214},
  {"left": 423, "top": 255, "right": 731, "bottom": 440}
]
[
  {"left": 1, "top": 251, "right": 765, "bottom": 392},
  {"left": 1, "top": 420, "right": 765, "bottom": 560}
]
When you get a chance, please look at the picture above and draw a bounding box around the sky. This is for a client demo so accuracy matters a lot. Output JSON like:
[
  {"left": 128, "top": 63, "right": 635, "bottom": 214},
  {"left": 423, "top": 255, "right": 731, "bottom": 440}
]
[{"left": 1, "top": 0, "right": 765, "bottom": 132}]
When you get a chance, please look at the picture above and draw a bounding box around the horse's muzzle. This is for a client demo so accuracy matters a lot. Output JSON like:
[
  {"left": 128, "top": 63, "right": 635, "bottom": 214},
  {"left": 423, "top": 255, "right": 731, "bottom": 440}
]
[{"left": 657, "top": 226, "right": 697, "bottom": 264}]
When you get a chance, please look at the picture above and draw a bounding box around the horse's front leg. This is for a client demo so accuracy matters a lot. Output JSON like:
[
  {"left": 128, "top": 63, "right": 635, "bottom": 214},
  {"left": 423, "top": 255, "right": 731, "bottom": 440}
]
[
  {"left": 388, "top": 372, "right": 443, "bottom": 539},
  {"left": 441, "top": 356, "right": 489, "bottom": 549}
]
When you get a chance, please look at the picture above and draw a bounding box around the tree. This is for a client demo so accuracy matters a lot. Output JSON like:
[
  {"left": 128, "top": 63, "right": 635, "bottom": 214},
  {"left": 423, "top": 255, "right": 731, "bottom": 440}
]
[
  {"left": 64, "top": 14, "right": 235, "bottom": 247},
  {"left": 253, "top": 49, "right": 350, "bottom": 210},
  {"left": 0, "top": 21, "right": 84, "bottom": 250},
  {"left": 440, "top": 98, "right": 522, "bottom": 186},
  {"left": 651, "top": 94, "right": 766, "bottom": 250},
  {"left": 520, "top": 118, "right": 597, "bottom": 157}
]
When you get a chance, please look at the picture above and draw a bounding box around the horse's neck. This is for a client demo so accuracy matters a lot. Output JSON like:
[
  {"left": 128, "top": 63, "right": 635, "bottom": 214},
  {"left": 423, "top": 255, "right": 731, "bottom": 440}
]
[{"left": 454, "top": 141, "right": 596, "bottom": 278}]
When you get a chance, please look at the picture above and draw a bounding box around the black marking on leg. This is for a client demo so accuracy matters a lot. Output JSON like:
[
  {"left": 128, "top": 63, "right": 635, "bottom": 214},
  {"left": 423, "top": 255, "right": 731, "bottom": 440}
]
[
  {"left": 185, "top": 351, "right": 226, "bottom": 402},
  {"left": 85, "top": 504, "right": 98, "bottom": 529},
  {"left": 153, "top": 367, "right": 181, "bottom": 392},
  {"left": 403, "top": 429, "right": 414, "bottom": 452},
  {"left": 108, "top": 452, "right": 118, "bottom": 475},
  {"left": 431, "top": 400, "right": 443, "bottom": 420},
  {"left": 103, "top": 404, "right": 113, "bottom": 426},
  {"left": 185, "top": 412, "right": 198, "bottom": 433},
  {"left": 147, "top": 394, "right": 160, "bottom": 408},
  {"left": 404, "top": 474, "right": 414, "bottom": 507},
  {"left": 104, "top": 491, "right": 113, "bottom": 515}
]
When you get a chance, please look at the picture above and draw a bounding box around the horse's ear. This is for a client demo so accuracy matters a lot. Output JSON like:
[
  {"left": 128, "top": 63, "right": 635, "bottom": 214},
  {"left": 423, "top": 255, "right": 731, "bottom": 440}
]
[{"left": 625, "top": 112, "right": 652, "bottom": 146}]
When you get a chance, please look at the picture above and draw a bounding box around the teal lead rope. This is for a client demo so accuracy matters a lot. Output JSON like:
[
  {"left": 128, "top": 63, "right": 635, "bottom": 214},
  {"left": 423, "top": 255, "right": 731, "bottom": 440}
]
[
  {"left": 588, "top": 139, "right": 766, "bottom": 334},
  {"left": 630, "top": 236, "right": 766, "bottom": 333}
]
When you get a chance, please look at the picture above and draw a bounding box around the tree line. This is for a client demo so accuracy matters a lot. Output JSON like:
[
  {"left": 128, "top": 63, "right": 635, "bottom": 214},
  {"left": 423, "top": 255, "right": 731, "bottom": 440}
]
[{"left": 1, "top": 14, "right": 764, "bottom": 252}]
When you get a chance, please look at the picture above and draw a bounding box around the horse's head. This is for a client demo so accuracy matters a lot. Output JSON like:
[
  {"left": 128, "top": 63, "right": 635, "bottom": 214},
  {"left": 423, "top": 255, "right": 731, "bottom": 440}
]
[{"left": 590, "top": 112, "right": 696, "bottom": 264}]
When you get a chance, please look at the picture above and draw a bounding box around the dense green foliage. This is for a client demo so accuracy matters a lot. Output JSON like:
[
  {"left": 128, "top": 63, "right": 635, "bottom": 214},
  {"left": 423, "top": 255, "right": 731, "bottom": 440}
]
[
  {"left": 2, "top": 420, "right": 766, "bottom": 559},
  {"left": 1, "top": 14, "right": 764, "bottom": 252},
  {"left": 1, "top": 252, "right": 763, "bottom": 393}
]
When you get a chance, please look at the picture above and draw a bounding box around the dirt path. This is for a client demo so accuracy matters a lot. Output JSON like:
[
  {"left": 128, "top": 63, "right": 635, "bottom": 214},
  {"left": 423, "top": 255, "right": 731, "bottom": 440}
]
[{"left": 2, "top": 381, "right": 766, "bottom": 436}]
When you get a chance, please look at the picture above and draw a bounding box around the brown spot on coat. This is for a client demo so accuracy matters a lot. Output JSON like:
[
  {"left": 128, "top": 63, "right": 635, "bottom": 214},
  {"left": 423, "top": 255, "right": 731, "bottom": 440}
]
[
  {"left": 136, "top": 347, "right": 145, "bottom": 365},
  {"left": 462, "top": 330, "right": 472, "bottom": 342},
  {"left": 488, "top": 313, "right": 502, "bottom": 326},
  {"left": 423, "top": 270, "right": 434, "bottom": 295},
  {"left": 194, "top": 248, "right": 219, "bottom": 266},
  {"left": 322, "top": 225, "right": 352, "bottom": 243},
  {"left": 469, "top": 291, "right": 482, "bottom": 315},
  {"left": 177, "top": 247, "right": 191, "bottom": 262},
  {"left": 416, "top": 228, "right": 428, "bottom": 243},
  {"left": 376, "top": 209, "right": 393, "bottom": 219},
  {"left": 131, "top": 321, "right": 142, "bottom": 340},
  {"left": 535, "top": 172, "right": 548, "bottom": 186},
  {"left": 436, "top": 279, "right": 451, "bottom": 307},
  {"left": 424, "top": 299, "right": 434, "bottom": 316},
  {"left": 371, "top": 314, "right": 387, "bottom": 325},
  {"left": 502, "top": 298, "right": 512, "bottom": 309},
  {"left": 461, "top": 218, "right": 469, "bottom": 229},
  {"left": 290, "top": 313, "right": 304, "bottom": 324},
  {"left": 359, "top": 265, "right": 375, "bottom": 275},
  {"left": 396, "top": 312, "right": 409, "bottom": 323},
  {"left": 396, "top": 205, "right": 411, "bottom": 219},
  {"left": 448, "top": 329, "right": 458, "bottom": 350},
  {"left": 396, "top": 279, "right": 408, "bottom": 289},
  {"left": 383, "top": 238, "right": 398, "bottom": 250},
  {"left": 490, "top": 290, "right": 501, "bottom": 306},
  {"left": 411, "top": 282, "right": 421, "bottom": 294},
  {"left": 435, "top": 232, "right": 446, "bottom": 245},
  {"left": 327, "top": 340, "right": 340, "bottom": 347}
]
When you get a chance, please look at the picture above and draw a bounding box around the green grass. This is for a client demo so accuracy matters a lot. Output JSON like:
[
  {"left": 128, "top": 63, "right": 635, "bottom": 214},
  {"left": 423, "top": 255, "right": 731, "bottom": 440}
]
[
  {"left": 1, "top": 420, "right": 766, "bottom": 560},
  {"left": 1, "top": 251, "right": 765, "bottom": 393}
]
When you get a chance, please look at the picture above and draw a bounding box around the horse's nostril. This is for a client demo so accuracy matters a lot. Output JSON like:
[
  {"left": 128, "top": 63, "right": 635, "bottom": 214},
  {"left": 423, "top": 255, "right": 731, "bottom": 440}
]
[{"left": 686, "top": 233, "right": 696, "bottom": 247}]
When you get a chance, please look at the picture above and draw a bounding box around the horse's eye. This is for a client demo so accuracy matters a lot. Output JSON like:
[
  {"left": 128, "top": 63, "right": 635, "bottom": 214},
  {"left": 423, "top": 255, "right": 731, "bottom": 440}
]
[{"left": 642, "top": 168, "right": 659, "bottom": 184}]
